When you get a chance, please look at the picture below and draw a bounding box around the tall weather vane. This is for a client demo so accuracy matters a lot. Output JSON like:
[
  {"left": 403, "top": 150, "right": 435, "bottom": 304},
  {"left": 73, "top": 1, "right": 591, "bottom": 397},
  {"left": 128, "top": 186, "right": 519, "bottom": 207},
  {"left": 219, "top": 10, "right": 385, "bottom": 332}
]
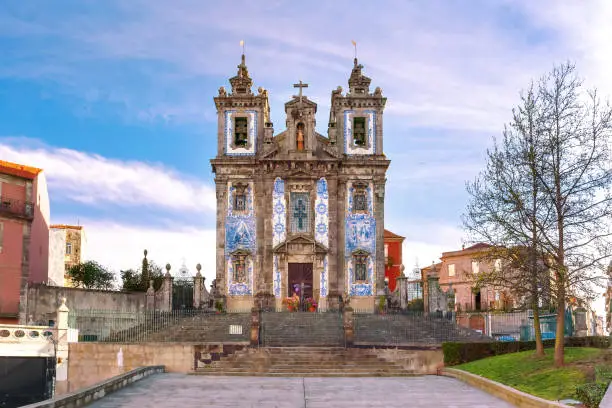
[
  {"left": 352, "top": 39, "right": 357, "bottom": 59},
  {"left": 240, "top": 40, "right": 245, "bottom": 55}
]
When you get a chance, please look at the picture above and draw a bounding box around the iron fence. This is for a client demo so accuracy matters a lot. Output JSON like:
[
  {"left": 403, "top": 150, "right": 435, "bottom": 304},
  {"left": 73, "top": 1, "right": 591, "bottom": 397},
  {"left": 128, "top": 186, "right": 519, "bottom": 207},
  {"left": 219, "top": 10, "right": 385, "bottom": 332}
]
[
  {"left": 260, "top": 310, "right": 345, "bottom": 347},
  {"left": 353, "top": 311, "right": 489, "bottom": 346},
  {"left": 68, "top": 309, "right": 251, "bottom": 343}
]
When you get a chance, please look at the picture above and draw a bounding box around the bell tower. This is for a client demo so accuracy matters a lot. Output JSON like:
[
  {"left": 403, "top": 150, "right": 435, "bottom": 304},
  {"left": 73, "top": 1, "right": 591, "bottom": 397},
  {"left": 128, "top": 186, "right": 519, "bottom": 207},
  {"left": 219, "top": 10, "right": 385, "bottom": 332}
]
[
  {"left": 213, "top": 54, "right": 271, "bottom": 157},
  {"left": 282, "top": 80, "right": 317, "bottom": 159},
  {"left": 328, "top": 58, "right": 386, "bottom": 156}
]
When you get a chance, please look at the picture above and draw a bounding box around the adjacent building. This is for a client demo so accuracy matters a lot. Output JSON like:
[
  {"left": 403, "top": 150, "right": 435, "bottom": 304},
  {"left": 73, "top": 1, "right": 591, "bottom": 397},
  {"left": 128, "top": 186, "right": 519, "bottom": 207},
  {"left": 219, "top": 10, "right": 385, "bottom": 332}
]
[
  {"left": 0, "top": 160, "right": 50, "bottom": 323},
  {"left": 384, "top": 229, "right": 404, "bottom": 292},
  {"left": 210, "top": 54, "right": 390, "bottom": 312},
  {"left": 49, "top": 224, "right": 87, "bottom": 287},
  {"left": 422, "top": 243, "right": 517, "bottom": 312}
]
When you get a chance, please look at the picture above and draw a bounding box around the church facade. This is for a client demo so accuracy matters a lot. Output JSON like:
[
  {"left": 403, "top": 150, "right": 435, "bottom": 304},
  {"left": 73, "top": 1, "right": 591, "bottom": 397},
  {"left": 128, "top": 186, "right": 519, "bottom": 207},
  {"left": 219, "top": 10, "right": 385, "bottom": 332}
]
[{"left": 210, "top": 54, "right": 390, "bottom": 312}]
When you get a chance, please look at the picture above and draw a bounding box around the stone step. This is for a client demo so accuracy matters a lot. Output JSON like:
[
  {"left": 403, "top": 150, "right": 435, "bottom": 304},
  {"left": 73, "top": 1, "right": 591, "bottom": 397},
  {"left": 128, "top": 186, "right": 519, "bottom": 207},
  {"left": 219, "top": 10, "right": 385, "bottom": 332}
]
[{"left": 191, "top": 371, "right": 416, "bottom": 377}]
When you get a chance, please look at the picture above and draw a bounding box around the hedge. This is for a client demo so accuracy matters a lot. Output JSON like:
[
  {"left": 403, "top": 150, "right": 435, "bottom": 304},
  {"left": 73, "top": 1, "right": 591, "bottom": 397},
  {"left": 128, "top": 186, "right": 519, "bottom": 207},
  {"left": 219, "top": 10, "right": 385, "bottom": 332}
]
[
  {"left": 575, "top": 382, "right": 608, "bottom": 408},
  {"left": 442, "top": 336, "right": 610, "bottom": 366}
]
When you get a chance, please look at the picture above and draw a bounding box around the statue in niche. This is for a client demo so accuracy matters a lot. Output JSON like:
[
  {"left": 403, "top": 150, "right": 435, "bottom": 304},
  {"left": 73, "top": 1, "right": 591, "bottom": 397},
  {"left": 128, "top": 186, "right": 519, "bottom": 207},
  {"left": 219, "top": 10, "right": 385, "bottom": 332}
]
[{"left": 296, "top": 123, "right": 305, "bottom": 151}]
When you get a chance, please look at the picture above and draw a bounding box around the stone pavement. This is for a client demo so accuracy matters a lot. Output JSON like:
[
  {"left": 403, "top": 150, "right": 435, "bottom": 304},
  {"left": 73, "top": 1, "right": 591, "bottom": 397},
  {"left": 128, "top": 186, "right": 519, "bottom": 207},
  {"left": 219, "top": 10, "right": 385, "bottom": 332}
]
[{"left": 87, "top": 374, "right": 515, "bottom": 407}]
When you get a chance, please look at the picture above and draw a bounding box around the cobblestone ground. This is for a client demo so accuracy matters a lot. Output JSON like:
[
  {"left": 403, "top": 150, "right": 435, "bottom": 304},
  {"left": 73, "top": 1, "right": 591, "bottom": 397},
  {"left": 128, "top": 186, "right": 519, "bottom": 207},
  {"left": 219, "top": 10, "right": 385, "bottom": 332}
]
[{"left": 88, "top": 374, "right": 515, "bottom": 408}]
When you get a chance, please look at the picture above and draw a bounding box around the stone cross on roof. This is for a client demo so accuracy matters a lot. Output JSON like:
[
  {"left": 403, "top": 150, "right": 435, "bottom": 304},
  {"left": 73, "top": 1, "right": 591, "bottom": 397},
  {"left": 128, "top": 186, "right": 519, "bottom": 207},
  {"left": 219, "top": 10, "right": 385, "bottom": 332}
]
[{"left": 293, "top": 80, "right": 308, "bottom": 103}]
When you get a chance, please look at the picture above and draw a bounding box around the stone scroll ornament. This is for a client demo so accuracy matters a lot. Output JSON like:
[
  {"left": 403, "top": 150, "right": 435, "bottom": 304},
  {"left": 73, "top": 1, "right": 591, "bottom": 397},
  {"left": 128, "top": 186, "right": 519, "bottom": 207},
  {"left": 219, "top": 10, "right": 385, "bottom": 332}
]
[
  {"left": 315, "top": 178, "right": 329, "bottom": 247},
  {"left": 272, "top": 178, "right": 286, "bottom": 247}
]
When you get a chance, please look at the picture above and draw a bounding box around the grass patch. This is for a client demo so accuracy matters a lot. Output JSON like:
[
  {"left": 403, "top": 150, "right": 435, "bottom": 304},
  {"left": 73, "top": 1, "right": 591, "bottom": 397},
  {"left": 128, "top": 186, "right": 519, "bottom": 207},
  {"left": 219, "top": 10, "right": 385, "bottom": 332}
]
[{"left": 456, "top": 347, "right": 608, "bottom": 401}]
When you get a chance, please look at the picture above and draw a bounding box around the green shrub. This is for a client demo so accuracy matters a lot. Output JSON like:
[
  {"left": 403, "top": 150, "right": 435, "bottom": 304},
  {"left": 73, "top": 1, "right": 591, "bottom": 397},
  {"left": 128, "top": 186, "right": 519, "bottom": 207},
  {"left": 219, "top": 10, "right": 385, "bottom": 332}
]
[
  {"left": 566, "top": 336, "right": 610, "bottom": 349},
  {"left": 442, "top": 337, "right": 609, "bottom": 366},
  {"left": 443, "top": 339, "right": 557, "bottom": 366},
  {"left": 575, "top": 382, "right": 608, "bottom": 408},
  {"left": 596, "top": 365, "right": 612, "bottom": 383}
]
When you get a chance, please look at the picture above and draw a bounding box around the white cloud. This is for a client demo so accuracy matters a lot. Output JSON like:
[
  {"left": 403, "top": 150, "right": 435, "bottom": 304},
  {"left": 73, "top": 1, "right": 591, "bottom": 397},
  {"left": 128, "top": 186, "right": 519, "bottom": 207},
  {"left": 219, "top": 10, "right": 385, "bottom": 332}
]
[
  {"left": 0, "top": 140, "right": 216, "bottom": 213},
  {"left": 71, "top": 219, "right": 217, "bottom": 287},
  {"left": 0, "top": 1, "right": 583, "bottom": 131}
]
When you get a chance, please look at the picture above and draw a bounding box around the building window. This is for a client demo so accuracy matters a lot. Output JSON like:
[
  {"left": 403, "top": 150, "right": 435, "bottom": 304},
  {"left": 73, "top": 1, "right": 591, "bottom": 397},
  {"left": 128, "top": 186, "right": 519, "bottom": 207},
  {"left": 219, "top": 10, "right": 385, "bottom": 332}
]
[
  {"left": 354, "top": 191, "right": 367, "bottom": 212},
  {"left": 494, "top": 258, "right": 502, "bottom": 271},
  {"left": 354, "top": 253, "right": 368, "bottom": 281},
  {"left": 448, "top": 264, "right": 455, "bottom": 277},
  {"left": 232, "top": 253, "right": 248, "bottom": 283},
  {"left": 353, "top": 117, "right": 366, "bottom": 146},
  {"left": 66, "top": 242, "right": 72, "bottom": 255},
  {"left": 384, "top": 244, "right": 389, "bottom": 258},
  {"left": 234, "top": 193, "right": 246, "bottom": 212},
  {"left": 234, "top": 117, "right": 248, "bottom": 146},
  {"left": 232, "top": 183, "right": 248, "bottom": 213},
  {"left": 290, "top": 192, "right": 310, "bottom": 233},
  {"left": 472, "top": 261, "right": 480, "bottom": 275},
  {"left": 352, "top": 183, "right": 368, "bottom": 213}
]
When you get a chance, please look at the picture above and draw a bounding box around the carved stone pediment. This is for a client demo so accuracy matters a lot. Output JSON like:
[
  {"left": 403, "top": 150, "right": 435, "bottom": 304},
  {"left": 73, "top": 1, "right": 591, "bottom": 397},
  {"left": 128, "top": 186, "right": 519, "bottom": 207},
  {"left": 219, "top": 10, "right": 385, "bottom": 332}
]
[{"left": 273, "top": 234, "right": 328, "bottom": 254}]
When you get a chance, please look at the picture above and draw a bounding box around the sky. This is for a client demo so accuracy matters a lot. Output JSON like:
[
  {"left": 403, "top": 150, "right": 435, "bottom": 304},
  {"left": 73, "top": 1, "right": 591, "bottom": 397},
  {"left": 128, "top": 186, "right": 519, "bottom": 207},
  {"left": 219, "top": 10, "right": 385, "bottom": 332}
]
[{"left": 0, "top": 1, "right": 610, "bottom": 315}]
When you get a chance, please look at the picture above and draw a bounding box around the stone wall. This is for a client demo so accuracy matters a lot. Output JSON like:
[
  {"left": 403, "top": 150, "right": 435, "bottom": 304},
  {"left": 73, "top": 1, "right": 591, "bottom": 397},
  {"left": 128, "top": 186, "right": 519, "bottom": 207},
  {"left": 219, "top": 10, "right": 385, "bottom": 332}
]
[
  {"left": 25, "top": 284, "right": 147, "bottom": 325},
  {"left": 66, "top": 343, "right": 193, "bottom": 393}
]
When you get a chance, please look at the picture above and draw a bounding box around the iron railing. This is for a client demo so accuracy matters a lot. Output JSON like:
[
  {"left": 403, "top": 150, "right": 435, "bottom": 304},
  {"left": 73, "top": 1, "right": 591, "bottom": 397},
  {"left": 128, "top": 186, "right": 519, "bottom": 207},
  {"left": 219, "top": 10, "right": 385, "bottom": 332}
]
[
  {"left": 0, "top": 195, "right": 34, "bottom": 219},
  {"left": 67, "top": 309, "right": 251, "bottom": 343},
  {"left": 260, "top": 310, "right": 345, "bottom": 347},
  {"left": 353, "top": 311, "right": 490, "bottom": 346}
]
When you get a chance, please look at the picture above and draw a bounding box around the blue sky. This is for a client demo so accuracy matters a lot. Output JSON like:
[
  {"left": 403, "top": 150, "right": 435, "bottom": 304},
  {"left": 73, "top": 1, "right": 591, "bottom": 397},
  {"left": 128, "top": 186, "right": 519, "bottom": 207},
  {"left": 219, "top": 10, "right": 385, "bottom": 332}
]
[{"left": 1, "top": 1, "right": 610, "bottom": 311}]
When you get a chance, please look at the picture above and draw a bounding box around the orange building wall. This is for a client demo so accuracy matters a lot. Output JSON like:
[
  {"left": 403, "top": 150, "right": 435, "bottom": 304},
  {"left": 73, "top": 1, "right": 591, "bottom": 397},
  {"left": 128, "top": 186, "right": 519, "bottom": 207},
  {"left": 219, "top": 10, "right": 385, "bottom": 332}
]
[
  {"left": 384, "top": 230, "right": 405, "bottom": 293},
  {"left": 28, "top": 177, "right": 50, "bottom": 284},
  {"left": 0, "top": 162, "right": 49, "bottom": 323},
  {"left": 385, "top": 240, "right": 402, "bottom": 292},
  {"left": 0, "top": 219, "right": 24, "bottom": 319}
]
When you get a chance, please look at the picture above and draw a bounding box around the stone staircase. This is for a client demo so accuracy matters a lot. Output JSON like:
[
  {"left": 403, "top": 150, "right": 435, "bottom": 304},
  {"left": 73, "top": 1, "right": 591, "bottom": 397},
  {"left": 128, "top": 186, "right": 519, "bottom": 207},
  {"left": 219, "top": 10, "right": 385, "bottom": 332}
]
[
  {"left": 192, "top": 347, "right": 420, "bottom": 377},
  {"left": 145, "top": 312, "right": 251, "bottom": 343},
  {"left": 354, "top": 313, "right": 489, "bottom": 345},
  {"left": 260, "top": 312, "right": 344, "bottom": 346}
]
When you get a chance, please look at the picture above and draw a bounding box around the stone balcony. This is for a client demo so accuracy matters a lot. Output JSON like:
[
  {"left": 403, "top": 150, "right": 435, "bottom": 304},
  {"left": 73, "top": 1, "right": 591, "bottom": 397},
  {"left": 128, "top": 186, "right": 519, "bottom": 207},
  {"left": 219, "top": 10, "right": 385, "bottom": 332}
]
[{"left": 0, "top": 195, "right": 34, "bottom": 220}]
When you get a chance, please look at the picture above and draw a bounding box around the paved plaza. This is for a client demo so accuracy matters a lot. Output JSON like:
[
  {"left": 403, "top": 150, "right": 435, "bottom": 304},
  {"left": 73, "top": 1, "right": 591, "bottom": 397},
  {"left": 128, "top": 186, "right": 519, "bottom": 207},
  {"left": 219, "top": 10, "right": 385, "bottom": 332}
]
[{"left": 88, "top": 374, "right": 515, "bottom": 408}]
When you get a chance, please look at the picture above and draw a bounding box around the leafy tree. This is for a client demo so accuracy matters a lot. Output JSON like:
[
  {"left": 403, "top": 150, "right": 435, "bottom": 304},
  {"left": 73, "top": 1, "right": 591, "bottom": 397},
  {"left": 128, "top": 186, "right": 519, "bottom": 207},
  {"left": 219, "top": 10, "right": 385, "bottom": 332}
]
[
  {"left": 120, "top": 250, "right": 164, "bottom": 292},
  {"left": 67, "top": 261, "right": 115, "bottom": 290}
]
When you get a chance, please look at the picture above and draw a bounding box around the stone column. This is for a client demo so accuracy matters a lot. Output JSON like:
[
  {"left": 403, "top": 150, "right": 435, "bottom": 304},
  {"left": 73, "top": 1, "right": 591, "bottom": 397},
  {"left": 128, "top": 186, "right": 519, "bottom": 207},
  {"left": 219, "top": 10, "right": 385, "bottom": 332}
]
[
  {"left": 396, "top": 276, "right": 408, "bottom": 310},
  {"left": 194, "top": 264, "right": 203, "bottom": 309},
  {"left": 146, "top": 280, "right": 155, "bottom": 310},
  {"left": 55, "top": 298, "right": 70, "bottom": 392},
  {"left": 250, "top": 307, "right": 260, "bottom": 346},
  {"left": 162, "top": 264, "right": 173, "bottom": 312},
  {"left": 343, "top": 306, "right": 354, "bottom": 347}
]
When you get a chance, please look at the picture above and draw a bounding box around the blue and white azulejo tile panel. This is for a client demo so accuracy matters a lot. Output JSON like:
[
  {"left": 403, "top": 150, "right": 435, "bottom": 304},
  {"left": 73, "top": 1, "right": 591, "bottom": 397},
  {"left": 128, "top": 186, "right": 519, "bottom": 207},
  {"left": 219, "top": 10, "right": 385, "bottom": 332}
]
[
  {"left": 226, "top": 256, "right": 254, "bottom": 296},
  {"left": 273, "top": 254, "right": 282, "bottom": 298},
  {"left": 343, "top": 110, "right": 376, "bottom": 155},
  {"left": 226, "top": 181, "right": 256, "bottom": 296},
  {"left": 224, "top": 110, "right": 257, "bottom": 156},
  {"left": 272, "top": 178, "right": 286, "bottom": 247},
  {"left": 320, "top": 255, "right": 328, "bottom": 298},
  {"left": 315, "top": 178, "right": 329, "bottom": 248},
  {"left": 345, "top": 181, "right": 376, "bottom": 296}
]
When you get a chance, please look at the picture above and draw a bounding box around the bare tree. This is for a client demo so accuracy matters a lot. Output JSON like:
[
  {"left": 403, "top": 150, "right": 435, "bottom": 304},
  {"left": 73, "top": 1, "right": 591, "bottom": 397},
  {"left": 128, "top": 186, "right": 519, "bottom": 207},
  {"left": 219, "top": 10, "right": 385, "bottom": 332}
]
[
  {"left": 464, "top": 82, "right": 551, "bottom": 356},
  {"left": 535, "top": 62, "right": 612, "bottom": 366},
  {"left": 466, "top": 63, "right": 612, "bottom": 366}
]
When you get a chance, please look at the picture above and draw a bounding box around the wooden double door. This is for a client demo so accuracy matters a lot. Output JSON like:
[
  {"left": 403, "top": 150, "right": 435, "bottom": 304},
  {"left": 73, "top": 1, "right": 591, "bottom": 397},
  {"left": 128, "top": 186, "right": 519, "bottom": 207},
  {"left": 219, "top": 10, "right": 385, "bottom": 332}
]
[{"left": 287, "top": 263, "right": 313, "bottom": 306}]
